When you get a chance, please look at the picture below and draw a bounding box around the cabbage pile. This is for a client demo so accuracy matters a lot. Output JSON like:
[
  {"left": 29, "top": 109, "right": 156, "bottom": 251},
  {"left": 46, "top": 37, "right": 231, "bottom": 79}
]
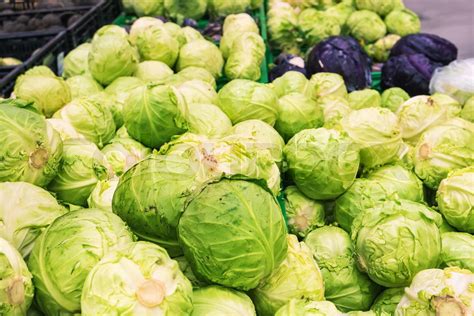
[
  {"left": 267, "top": 0, "right": 420, "bottom": 62},
  {"left": 0, "top": 6, "right": 473, "bottom": 316}
]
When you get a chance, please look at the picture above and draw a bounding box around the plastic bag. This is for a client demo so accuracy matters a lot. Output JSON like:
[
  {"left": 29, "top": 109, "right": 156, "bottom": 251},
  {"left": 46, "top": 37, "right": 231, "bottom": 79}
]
[{"left": 429, "top": 58, "right": 474, "bottom": 104}]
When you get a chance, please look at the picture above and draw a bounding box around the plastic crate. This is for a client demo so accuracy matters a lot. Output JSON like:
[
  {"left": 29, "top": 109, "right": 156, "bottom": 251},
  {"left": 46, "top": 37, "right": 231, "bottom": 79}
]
[
  {"left": 113, "top": 5, "right": 270, "bottom": 88},
  {"left": 68, "top": 0, "right": 122, "bottom": 48},
  {"left": 0, "top": 31, "right": 68, "bottom": 97}
]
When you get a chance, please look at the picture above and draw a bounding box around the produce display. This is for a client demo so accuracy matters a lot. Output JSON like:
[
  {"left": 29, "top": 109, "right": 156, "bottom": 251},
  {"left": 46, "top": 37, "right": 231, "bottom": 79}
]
[{"left": 0, "top": 1, "right": 473, "bottom": 316}]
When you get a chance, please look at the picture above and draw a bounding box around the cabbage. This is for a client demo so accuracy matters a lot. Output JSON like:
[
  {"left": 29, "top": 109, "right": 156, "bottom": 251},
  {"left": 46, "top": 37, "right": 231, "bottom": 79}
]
[
  {"left": 14, "top": 67, "right": 71, "bottom": 117},
  {"left": 123, "top": 84, "right": 187, "bottom": 149},
  {"left": 283, "top": 186, "right": 325, "bottom": 238},
  {"left": 381, "top": 87, "right": 410, "bottom": 112},
  {"left": 275, "top": 93, "right": 324, "bottom": 141},
  {"left": 348, "top": 89, "right": 381, "bottom": 110},
  {"left": 308, "top": 72, "right": 348, "bottom": 100},
  {"left": 341, "top": 107, "right": 403, "bottom": 169},
  {"left": 66, "top": 75, "right": 103, "bottom": 99},
  {"left": 177, "top": 80, "right": 218, "bottom": 105},
  {"left": 251, "top": 235, "right": 325, "bottom": 315},
  {"left": 352, "top": 200, "right": 442, "bottom": 287},
  {"left": 0, "top": 182, "right": 67, "bottom": 257},
  {"left": 163, "top": 22, "right": 187, "bottom": 47},
  {"left": 395, "top": 268, "right": 474, "bottom": 315},
  {"left": 53, "top": 96, "right": 116, "bottom": 148},
  {"left": 48, "top": 139, "right": 112, "bottom": 207},
  {"left": 228, "top": 119, "right": 285, "bottom": 166},
  {"left": 208, "top": 0, "right": 251, "bottom": 17},
  {"left": 176, "top": 40, "right": 224, "bottom": 78},
  {"left": 436, "top": 166, "right": 474, "bottom": 233},
  {"left": 225, "top": 32, "right": 265, "bottom": 81},
  {"left": 385, "top": 9, "right": 421, "bottom": 37},
  {"left": 170, "top": 67, "right": 216, "bottom": 89},
  {"left": 81, "top": 241, "right": 193, "bottom": 315},
  {"left": 178, "top": 179, "right": 287, "bottom": 290},
  {"left": 131, "top": 0, "right": 164, "bottom": 16},
  {"left": 347, "top": 10, "right": 386, "bottom": 43},
  {"left": 355, "top": 0, "right": 396, "bottom": 16},
  {"left": 63, "top": 43, "right": 91, "bottom": 78},
  {"left": 92, "top": 25, "right": 128, "bottom": 42},
  {"left": 183, "top": 103, "right": 232, "bottom": 137},
  {"left": 271, "top": 71, "right": 311, "bottom": 98},
  {"left": 217, "top": 80, "right": 278, "bottom": 125},
  {"left": 284, "top": 128, "right": 360, "bottom": 200},
  {"left": 28, "top": 208, "right": 134, "bottom": 315},
  {"left": 46, "top": 118, "right": 85, "bottom": 141},
  {"left": 370, "top": 287, "right": 405, "bottom": 316},
  {"left": 440, "top": 232, "right": 474, "bottom": 271},
  {"left": 101, "top": 135, "right": 151, "bottom": 176},
  {"left": 135, "top": 25, "right": 179, "bottom": 68},
  {"left": 164, "top": 0, "right": 207, "bottom": 20},
  {"left": 305, "top": 226, "right": 382, "bottom": 312},
  {"left": 0, "top": 101, "right": 62, "bottom": 186},
  {"left": 89, "top": 35, "right": 139, "bottom": 85},
  {"left": 221, "top": 13, "right": 259, "bottom": 59},
  {"left": 129, "top": 17, "right": 164, "bottom": 44},
  {"left": 133, "top": 61, "right": 173, "bottom": 83},
  {"left": 298, "top": 9, "right": 341, "bottom": 46},
  {"left": 275, "top": 299, "right": 344, "bottom": 316},
  {"left": 413, "top": 118, "right": 474, "bottom": 189},
  {"left": 0, "top": 237, "right": 34, "bottom": 315},
  {"left": 192, "top": 286, "right": 256, "bottom": 316}
]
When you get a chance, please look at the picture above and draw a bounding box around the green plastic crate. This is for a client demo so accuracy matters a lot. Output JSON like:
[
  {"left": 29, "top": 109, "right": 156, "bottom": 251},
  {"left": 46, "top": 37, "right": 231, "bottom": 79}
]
[{"left": 113, "top": 6, "right": 270, "bottom": 88}]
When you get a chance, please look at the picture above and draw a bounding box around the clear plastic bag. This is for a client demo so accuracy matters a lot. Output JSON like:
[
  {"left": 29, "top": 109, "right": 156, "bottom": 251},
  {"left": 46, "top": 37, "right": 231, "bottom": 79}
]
[{"left": 429, "top": 58, "right": 474, "bottom": 104}]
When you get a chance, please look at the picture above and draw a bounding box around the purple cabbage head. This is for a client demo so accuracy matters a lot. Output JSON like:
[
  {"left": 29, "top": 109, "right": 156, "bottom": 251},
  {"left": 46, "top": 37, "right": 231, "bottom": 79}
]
[
  {"left": 269, "top": 54, "right": 307, "bottom": 82},
  {"left": 306, "top": 36, "right": 372, "bottom": 92},
  {"left": 390, "top": 33, "right": 458, "bottom": 65},
  {"left": 381, "top": 54, "right": 442, "bottom": 96}
]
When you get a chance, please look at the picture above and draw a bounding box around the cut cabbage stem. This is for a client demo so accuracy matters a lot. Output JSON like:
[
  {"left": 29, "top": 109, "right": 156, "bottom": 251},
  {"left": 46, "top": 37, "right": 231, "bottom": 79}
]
[
  {"left": 8, "top": 277, "right": 25, "bottom": 305},
  {"left": 136, "top": 279, "right": 166, "bottom": 307},
  {"left": 432, "top": 296, "right": 466, "bottom": 316},
  {"left": 29, "top": 147, "right": 49, "bottom": 168}
]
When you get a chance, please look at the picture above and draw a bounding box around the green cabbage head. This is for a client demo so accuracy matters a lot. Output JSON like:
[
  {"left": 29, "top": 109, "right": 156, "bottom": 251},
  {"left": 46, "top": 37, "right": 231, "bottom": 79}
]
[
  {"left": 183, "top": 103, "right": 232, "bottom": 137},
  {"left": 436, "top": 166, "right": 474, "bottom": 233},
  {"left": 341, "top": 107, "right": 403, "bottom": 169},
  {"left": 460, "top": 96, "right": 474, "bottom": 122},
  {"left": 131, "top": 0, "right": 164, "bottom": 17},
  {"left": 66, "top": 75, "right": 103, "bottom": 99},
  {"left": 284, "top": 128, "right": 360, "bottom": 200},
  {"left": 112, "top": 154, "right": 206, "bottom": 256},
  {"left": 352, "top": 200, "right": 442, "bottom": 287},
  {"left": 176, "top": 40, "right": 224, "bottom": 78},
  {"left": 13, "top": 67, "right": 71, "bottom": 117},
  {"left": 283, "top": 186, "right": 325, "bottom": 238},
  {"left": 81, "top": 241, "right": 193, "bottom": 315},
  {"left": 0, "top": 237, "right": 34, "bottom": 315},
  {"left": 218, "top": 80, "right": 278, "bottom": 125},
  {"left": 208, "top": 0, "right": 250, "bottom": 17},
  {"left": 89, "top": 34, "right": 139, "bottom": 85},
  {"left": 28, "top": 208, "right": 135, "bottom": 315},
  {"left": 228, "top": 119, "right": 285, "bottom": 166},
  {"left": 355, "top": 0, "right": 396, "bottom": 16},
  {"left": 178, "top": 179, "right": 287, "bottom": 291},
  {"left": 101, "top": 134, "right": 151, "bottom": 176},
  {"left": 0, "top": 182, "right": 67, "bottom": 257},
  {"left": 366, "top": 164, "right": 424, "bottom": 202},
  {"left": 385, "top": 9, "right": 421, "bottom": 37},
  {"left": 63, "top": 43, "right": 91, "bottom": 78},
  {"left": 48, "top": 139, "right": 112, "bottom": 206},
  {"left": 251, "top": 235, "right": 325, "bottom": 316},
  {"left": 275, "top": 93, "right": 324, "bottom": 141},
  {"left": 272, "top": 71, "right": 311, "bottom": 98},
  {"left": 0, "top": 101, "right": 63, "bottom": 186},
  {"left": 335, "top": 178, "right": 399, "bottom": 232},
  {"left": 53, "top": 96, "right": 116, "bottom": 148},
  {"left": 308, "top": 72, "right": 347, "bottom": 100},
  {"left": 164, "top": 0, "right": 207, "bottom": 20},
  {"left": 298, "top": 9, "right": 341, "bottom": 46},
  {"left": 192, "top": 286, "right": 256, "bottom": 316},
  {"left": 177, "top": 80, "right": 218, "bottom": 105},
  {"left": 413, "top": 118, "right": 474, "bottom": 189},
  {"left": 381, "top": 87, "right": 409, "bottom": 112},
  {"left": 275, "top": 299, "right": 344, "bottom": 316},
  {"left": 129, "top": 17, "right": 163, "bottom": 44},
  {"left": 395, "top": 267, "right": 474, "bottom": 316},
  {"left": 136, "top": 25, "right": 179, "bottom": 68},
  {"left": 440, "top": 232, "right": 474, "bottom": 271},
  {"left": 123, "top": 84, "right": 188, "bottom": 149},
  {"left": 133, "top": 61, "right": 173, "bottom": 83},
  {"left": 305, "top": 226, "right": 382, "bottom": 312},
  {"left": 347, "top": 10, "right": 386, "bottom": 43},
  {"left": 348, "top": 89, "right": 381, "bottom": 110},
  {"left": 170, "top": 67, "right": 216, "bottom": 89},
  {"left": 370, "top": 287, "right": 405, "bottom": 316}
]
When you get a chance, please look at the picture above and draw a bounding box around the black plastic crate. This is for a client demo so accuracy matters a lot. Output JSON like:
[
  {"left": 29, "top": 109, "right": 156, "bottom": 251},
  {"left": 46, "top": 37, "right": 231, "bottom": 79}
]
[{"left": 68, "top": 0, "right": 122, "bottom": 48}]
